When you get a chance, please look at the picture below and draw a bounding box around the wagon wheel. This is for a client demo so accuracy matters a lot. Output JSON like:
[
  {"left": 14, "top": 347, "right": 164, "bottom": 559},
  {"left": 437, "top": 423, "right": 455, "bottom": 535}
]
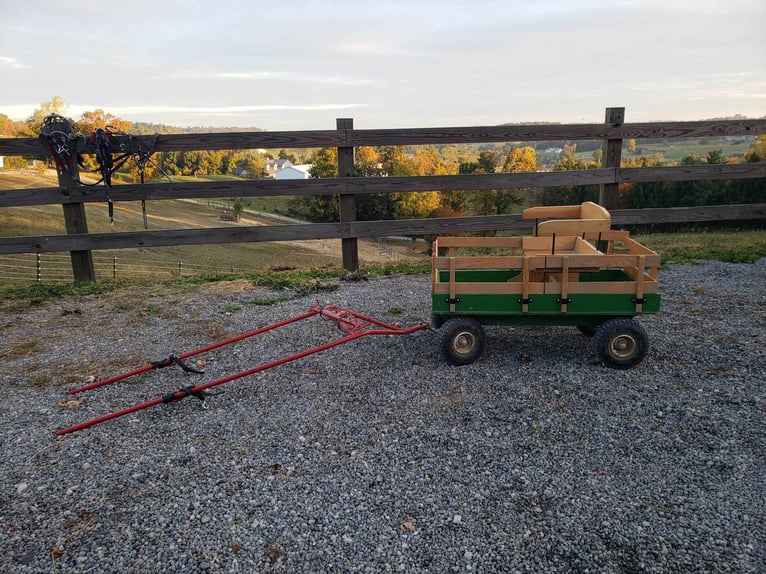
[
  {"left": 437, "top": 317, "right": 486, "bottom": 366},
  {"left": 593, "top": 318, "right": 649, "bottom": 369},
  {"left": 431, "top": 314, "right": 446, "bottom": 329}
]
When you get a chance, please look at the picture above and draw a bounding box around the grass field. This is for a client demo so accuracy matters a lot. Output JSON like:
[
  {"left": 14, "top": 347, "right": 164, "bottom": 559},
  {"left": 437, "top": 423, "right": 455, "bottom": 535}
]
[
  {"left": 634, "top": 228, "right": 766, "bottom": 264},
  {"left": 635, "top": 140, "right": 752, "bottom": 163},
  {"left": 147, "top": 174, "right": 296, "bottom": 215},
  {"left": 570, "top": 137, "right": 754, "bottom": 164}
]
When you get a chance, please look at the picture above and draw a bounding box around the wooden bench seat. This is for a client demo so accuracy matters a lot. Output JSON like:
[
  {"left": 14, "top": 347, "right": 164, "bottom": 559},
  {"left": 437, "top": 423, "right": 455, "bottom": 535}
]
[{"left": 523, "top": 201, "right": 611, "bottom": 236}]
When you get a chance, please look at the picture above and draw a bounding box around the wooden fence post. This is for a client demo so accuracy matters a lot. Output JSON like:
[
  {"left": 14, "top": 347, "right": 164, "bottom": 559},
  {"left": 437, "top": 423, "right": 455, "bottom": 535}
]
[
  {"left": 337, "top": 117, "right": 358, "bottom": 272},
  {"left": 58, "top": 153, "right": 96, "bottom": 282},
  {"left": 599, "top": 106, "right": 625, "bottom": 210}
]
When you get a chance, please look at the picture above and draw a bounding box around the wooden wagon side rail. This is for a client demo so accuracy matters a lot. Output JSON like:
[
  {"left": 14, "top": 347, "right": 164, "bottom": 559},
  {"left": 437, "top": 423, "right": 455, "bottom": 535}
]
[{"left": 432, "top": 234, "right": 660, "bottom": 314}]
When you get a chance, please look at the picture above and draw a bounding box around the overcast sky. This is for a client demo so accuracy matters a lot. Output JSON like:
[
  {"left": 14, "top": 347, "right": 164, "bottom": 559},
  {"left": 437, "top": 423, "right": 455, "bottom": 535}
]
[{"left": 1, "top": 0, "right": 764, "bottom": 131}]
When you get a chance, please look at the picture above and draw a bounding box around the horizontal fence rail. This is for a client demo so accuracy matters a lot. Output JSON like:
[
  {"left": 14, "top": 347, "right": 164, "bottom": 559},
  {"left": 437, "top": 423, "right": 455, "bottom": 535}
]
[
  {"left": 1, "top": 119, "right": 764, "bottom": 157},
  {"left": 1, "top": 204, "right": 763, "bottom": 255},
  {"left": 0, "top": 108, "right": 765, "bottom": 281}
]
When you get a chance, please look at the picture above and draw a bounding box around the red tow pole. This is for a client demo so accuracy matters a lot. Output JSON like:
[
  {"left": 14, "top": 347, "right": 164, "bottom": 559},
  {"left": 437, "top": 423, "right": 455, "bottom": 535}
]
[{"left": 56, "top": 304, "right": 428, "bottom": 436}]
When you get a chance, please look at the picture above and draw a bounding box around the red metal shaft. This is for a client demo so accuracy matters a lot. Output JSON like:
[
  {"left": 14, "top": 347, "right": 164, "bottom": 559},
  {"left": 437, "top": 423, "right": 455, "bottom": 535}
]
[
  {"left": 56, "top": 320, "right": 425, "bottom": 436},
  {"left": 67, "top": 308, "right": 320, "bottom": 394}
]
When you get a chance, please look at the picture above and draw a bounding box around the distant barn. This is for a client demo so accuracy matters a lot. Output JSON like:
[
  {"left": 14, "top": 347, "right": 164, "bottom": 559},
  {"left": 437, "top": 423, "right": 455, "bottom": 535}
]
[{"left": 275, "top": 164, "right": 312, "bottom": 180}]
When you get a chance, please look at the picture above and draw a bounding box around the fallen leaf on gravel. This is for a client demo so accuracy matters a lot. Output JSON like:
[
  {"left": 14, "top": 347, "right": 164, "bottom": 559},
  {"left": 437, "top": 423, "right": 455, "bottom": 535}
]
[
  {"left": 401, "top": 517, "right": 417, "bottom": 532},
  {"left": 57, "top": 399, "right": 84, "bottom": 408},
  {"left": 594, "top": 466, "right": 608, "bottom": 475},
  {"left": 306, "top": 367, "right": 325, "bottom": 375},
  {"left": 50, "top": 547, "right": 64, "bottom": 559},
  {"left": 263, "top": 545, "right": 281, "bottom": 564}
]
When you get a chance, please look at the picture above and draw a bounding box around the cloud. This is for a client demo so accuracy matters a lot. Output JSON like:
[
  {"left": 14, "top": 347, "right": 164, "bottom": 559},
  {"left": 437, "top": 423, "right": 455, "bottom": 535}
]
[
  {"left": 0, "top": 102, "right": 369, "bottom": 123},
  {"left": 75, "top": 103, "right": 369, "bottom": 116},
  {"left": 217, "top": 72, "right": 286, "bottom": 80},
  {"left": 335, "top": 43, "right": 406, "bottom": 57},
  {"left": 0, "top": 56, "right": 24, "bottom": 69},
  {"left": 113, "top": 104, "right": 367, "bottom": 114},
  {"left": 177, "top": 70, "right": 375, "bottom": 86}
]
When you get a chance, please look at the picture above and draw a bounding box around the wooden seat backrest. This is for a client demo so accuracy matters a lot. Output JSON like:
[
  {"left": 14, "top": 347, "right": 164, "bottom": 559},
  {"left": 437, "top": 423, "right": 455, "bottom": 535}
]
[{"left": 522, "top": 201, "right": 611, "bottom": 236}]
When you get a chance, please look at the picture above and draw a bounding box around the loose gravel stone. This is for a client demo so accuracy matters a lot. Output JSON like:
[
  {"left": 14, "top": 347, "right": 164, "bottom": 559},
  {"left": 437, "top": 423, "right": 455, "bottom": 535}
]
[{"left": 1, "top": 259, "right": 765, "bottom": 573}]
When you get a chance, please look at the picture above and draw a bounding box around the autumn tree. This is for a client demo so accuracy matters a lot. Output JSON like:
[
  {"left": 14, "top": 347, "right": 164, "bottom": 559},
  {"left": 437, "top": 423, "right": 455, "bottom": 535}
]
[
  {"left": 491, "top": 146, "right": 533, "bottom": 213},
  {"left": 75, "top": 109, "right": 132, "bottom": 134},
  {"left": 618, "top": 154, "right": 668, "bottom": 208},
  {"left": 541, "top": 144, "right": 600, "bottom": 205},
  {"left": 459, "top": 151, "right": 497, "bottom": 175},
  {"left": 440, "top": 190, "right": 469, "bottom": 216},
  {"left": 20, "top": 96, "right": 70, "bottom": 136},
  {"left": 392, "top": 146, "right": 457, "bottom": 221},
  {"left": 287, "top": 147, "right": 339, "bottom": 222},
  {"left": 502, "top": 146, "right": 537, "bottom": 173},
  {"left": 240, "top": 151, "right": 267, "bottom": 178},
  {"left": 392, "top": 190, "right": 441, "bottom": 220},
  {"left": 354, "top": 147, "right": 394, "bottom": 220},
  {"left": 464, "top": 148, "right": 526, "bottom": 218},
  {"left": 278, "top": 149, "right": 297, "bottom": 163},
  {"left": 379, "top": 146, "right": 415, "bottom": 176},
  {"left": 670, "top": 150, "right": 728, "bottom": 206},
  {"left": 308, "top": 147, "right": 338, "bottom": 178},
  {"left": 70, "top": 109, "right": 134, "bottom": 175},
  {"left": 0, "top": 113, "right": 16, "bottom": 136},
  {"left": 728, "top": 136, "right": 766, "bottom": 203},
  {"left": 354, "top": 146, "right": 382, "bottom": 177},
  {"left": 592, "top": 149, "right": 603, "bottom": 165},
  {"left": 411, "top": 146, "right": 457, "bottom": 176},
  {"left": 745, "top": 135, "right": 766, "bottom": 162}
]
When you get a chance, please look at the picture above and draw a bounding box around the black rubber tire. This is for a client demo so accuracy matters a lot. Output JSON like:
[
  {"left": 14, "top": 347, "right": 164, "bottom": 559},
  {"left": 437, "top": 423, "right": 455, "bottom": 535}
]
[
  {"left": 431, "top": 314, "right": 446, "bottom": 329},
  {"left": 577, "top": 325, "right": 597, "bottom": 337},
  {"left": 437, "top": 317, "right": 486, "bottom": 366},
  {"left": 594, "top": 318, "right": 649, "bottom": 369}
]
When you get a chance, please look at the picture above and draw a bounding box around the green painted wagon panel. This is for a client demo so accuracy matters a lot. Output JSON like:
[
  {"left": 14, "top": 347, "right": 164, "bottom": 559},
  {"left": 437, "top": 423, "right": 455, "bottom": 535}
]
[{"left": 433, "top": 292, "right": 659, "bottom": 317}]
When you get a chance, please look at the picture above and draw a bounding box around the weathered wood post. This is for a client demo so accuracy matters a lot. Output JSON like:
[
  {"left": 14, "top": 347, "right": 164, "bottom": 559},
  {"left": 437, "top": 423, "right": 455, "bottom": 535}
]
[
  {"left": 336, "top": 117, "right": 359, "bottom": 272},
  {"left": 58, "top": 145, "right": 96, "bottom": 282},
  {"left": 599, "top": 106, "right": 625, "bottom": 211}
]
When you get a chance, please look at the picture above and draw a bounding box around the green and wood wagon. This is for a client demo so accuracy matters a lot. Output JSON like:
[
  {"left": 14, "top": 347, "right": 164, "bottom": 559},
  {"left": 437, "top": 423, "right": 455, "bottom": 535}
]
[{"left": 431, "top": 203, "right": 661, "bottom": 369}]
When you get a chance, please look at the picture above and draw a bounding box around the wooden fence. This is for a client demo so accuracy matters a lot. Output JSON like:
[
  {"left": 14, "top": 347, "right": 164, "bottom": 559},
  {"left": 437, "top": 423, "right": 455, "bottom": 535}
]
[{"left": 0, "top": 107, "right": 765, "bottom": 281}]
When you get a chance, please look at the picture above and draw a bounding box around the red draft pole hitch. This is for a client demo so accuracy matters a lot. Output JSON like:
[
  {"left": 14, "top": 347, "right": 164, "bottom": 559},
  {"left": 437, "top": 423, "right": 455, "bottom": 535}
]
[{"left": 56, "top": 304, "right": 428, "bottom": 436}]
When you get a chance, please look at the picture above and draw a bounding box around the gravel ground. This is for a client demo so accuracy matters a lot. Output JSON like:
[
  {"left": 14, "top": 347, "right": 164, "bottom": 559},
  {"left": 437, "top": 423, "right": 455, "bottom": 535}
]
[{"left": 1, "top": 259, "right": 764, "bottom": 573}]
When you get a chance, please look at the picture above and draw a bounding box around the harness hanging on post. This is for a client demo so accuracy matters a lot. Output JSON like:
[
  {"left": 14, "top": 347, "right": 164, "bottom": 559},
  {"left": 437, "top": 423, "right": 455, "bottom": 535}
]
[
  {"left": 88, "top": 128, "right": 115, "bottom": 223},
  {"left": 39, "top": 114, "right": 82, "bottom": 180},
  {"left": 130, "top": 132, "right": 170, "bottom": 229},
  {"left": 85, "top": 127, "right": 170, "bottom": 227},
  {"left": 40, "top": 116, "right": 169, "bottom": 226}
]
